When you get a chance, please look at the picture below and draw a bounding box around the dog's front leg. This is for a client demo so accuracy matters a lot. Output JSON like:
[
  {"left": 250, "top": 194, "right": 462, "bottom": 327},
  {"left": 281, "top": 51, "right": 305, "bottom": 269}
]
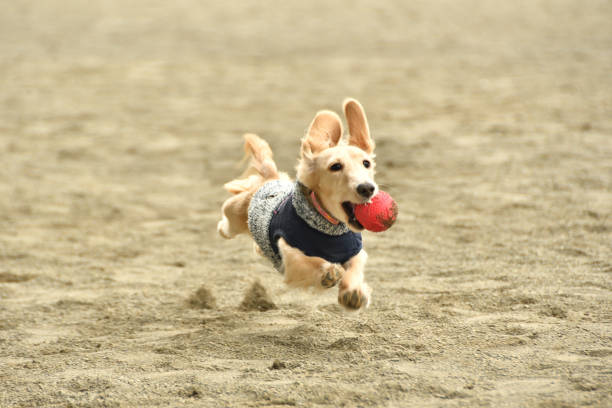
[
  {"left": 338, "top": 250, "right": 371, "bottom": 309},
  {"left": 277, "top": 238, "right": 344, "bottom": 289}
]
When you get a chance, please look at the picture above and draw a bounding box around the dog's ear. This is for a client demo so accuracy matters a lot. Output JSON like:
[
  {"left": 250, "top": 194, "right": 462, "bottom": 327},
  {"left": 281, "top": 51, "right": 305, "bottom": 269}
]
[
  {"left": 302, "top": 110, "right": 343, "bottom": 157},
  {"left": 343, "top": 98, "right": 374, "bottom": 154}
]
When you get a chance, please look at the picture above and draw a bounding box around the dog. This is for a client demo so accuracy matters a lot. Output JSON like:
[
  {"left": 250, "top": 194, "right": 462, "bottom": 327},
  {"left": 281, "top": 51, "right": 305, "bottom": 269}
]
[{"left": 217, "top": 98, "right": 378, "bottom": 310}]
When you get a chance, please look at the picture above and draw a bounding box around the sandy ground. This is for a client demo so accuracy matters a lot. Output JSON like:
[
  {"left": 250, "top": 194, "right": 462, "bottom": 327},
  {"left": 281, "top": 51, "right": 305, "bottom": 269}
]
[{"left": 1, "top": 0, "right": 611, "bottom": 407}]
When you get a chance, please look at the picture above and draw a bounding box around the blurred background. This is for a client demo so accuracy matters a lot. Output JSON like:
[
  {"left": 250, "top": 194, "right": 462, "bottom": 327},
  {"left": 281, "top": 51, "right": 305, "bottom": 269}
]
[
  {"left": 2, "top": 0, "right": 610, "bottom": 173},
  {"left": 1, "top": 1, "right": 611, "bottom": 407}
]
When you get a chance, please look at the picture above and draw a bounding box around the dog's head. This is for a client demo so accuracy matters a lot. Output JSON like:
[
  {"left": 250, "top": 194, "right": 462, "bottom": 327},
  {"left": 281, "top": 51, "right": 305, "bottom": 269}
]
[{"left": 297, "top": 98, "right": 377, "bottom": 232}]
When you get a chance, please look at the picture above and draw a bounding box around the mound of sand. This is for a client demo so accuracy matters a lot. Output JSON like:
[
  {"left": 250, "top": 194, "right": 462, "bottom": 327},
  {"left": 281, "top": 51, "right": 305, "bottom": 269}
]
[
  {"left": 187, "top": 285, "right": 216, "bottom": 309},
  {"left": 239, "top": 281, "right": 277, "bottom": 312}
]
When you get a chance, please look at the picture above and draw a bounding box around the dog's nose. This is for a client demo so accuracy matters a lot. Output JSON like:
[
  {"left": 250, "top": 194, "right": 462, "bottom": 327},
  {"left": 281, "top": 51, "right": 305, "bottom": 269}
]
[{"left": 357, "top": 183, "right": 376, "bottom": 199}]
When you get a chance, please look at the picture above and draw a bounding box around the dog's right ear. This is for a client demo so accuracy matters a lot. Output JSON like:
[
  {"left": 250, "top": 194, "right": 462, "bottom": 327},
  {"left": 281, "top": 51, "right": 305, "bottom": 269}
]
[{"left": 301, "top": 110, "right": 343, "bottom": 158}]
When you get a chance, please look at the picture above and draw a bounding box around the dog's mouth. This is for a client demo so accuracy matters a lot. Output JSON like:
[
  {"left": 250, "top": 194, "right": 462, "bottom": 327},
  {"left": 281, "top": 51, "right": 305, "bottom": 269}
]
[{"left": 342, "top": 202, "right": 364, "bottom": 231}]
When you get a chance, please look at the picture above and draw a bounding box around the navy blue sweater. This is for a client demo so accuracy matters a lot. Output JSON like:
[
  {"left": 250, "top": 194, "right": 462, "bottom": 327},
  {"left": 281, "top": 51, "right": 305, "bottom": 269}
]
[{"left": 268, "top": 195, "right": 363, "bottom": 265}]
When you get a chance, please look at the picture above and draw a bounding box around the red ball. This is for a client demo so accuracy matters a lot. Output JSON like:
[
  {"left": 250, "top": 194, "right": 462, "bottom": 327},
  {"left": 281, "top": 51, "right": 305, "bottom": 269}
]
[{"left": 354, "top": 190, "right": 398, "bottom": 232}]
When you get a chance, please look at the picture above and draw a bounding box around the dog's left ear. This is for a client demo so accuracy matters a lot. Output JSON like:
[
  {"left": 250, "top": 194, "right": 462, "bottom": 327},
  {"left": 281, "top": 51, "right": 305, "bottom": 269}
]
[
  {"left": 343, "top": 98, "right": 375, "bottom": 154},
  {"left": 302, "top": 110, "right": 343, "bottom": 157}
]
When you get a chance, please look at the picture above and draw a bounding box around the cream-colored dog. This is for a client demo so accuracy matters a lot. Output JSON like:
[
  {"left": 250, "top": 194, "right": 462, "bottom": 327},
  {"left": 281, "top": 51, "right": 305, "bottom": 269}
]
[{"left": 218, "top": 99, "right": 377, "bottom": 309}]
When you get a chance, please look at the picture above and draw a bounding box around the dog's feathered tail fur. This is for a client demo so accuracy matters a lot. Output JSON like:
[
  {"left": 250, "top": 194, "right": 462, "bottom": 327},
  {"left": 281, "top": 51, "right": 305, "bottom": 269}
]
[{"left": 223, "top": 133, "right": 281, "bottom": 194}]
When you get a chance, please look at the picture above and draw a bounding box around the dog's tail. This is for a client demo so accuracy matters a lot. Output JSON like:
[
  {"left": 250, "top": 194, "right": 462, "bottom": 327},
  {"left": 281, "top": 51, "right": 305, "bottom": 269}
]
[{"left": 223, "top": 133, "right": 280, "bottom": 194}]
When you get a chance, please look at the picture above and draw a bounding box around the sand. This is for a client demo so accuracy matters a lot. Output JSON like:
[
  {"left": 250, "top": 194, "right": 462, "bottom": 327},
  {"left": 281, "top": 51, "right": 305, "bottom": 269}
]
[{"left": 1, "top": 0, "right": 611, "bottom": 407}]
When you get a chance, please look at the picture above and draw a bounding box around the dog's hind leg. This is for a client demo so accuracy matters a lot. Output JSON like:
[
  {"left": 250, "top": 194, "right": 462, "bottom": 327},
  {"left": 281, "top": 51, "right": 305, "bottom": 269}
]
[
  {"left": 217, "top": 191, "right": 251, "bottom": 239},
  {"left": 253, "top": 243, "right": 265, "bottom": 257}
]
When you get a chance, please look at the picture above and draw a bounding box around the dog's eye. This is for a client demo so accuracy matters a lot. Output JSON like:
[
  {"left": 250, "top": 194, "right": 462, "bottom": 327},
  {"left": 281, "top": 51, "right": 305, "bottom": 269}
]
[
  {"left": 363, "top": 160, "right": 371, "bottom": 168},
  {"left": 329, "top": 163, "right": 343, "bottom": 172}
]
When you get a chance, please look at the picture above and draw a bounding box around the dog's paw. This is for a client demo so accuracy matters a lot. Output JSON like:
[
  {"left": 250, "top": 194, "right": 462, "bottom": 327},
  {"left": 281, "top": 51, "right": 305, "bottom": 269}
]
[
  {"left": 320, "top": 263, "right": 344, "bottom": 288},
  {"left": 217, "top": 218, "right": 230, "bottom": 239},
  {"left": 338, "top": 284, "right": 371, "bottom": 310},
  {"left": 218, "top": 216, "right": 239, "bottom": 239}
]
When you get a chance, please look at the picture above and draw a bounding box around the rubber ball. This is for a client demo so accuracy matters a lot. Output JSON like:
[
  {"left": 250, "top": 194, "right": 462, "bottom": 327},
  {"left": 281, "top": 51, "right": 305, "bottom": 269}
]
[{"left": 354, "top": 190, "right": 398, "bottom": 232}]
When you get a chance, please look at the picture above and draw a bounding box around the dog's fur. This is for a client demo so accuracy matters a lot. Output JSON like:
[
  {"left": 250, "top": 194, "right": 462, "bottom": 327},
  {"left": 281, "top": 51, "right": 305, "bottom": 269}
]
[{"left": 217, "top": 99, "right": 378, "bottom": 309}]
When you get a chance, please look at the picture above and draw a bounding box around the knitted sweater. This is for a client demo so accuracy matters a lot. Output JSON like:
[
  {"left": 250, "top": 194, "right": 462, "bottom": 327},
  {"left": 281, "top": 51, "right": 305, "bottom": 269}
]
[{"left": 247, "top": 180, "right": 363, "bottom": 271}]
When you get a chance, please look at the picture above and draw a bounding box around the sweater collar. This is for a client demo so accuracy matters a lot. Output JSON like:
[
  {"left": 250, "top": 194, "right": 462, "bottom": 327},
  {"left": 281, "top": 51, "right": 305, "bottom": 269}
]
[
  {"left": 309, "top": 190, "right": 340, "bottom": 225},
  {"left": 292, "top": 182, "right": 350, "bottom": 236}
]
